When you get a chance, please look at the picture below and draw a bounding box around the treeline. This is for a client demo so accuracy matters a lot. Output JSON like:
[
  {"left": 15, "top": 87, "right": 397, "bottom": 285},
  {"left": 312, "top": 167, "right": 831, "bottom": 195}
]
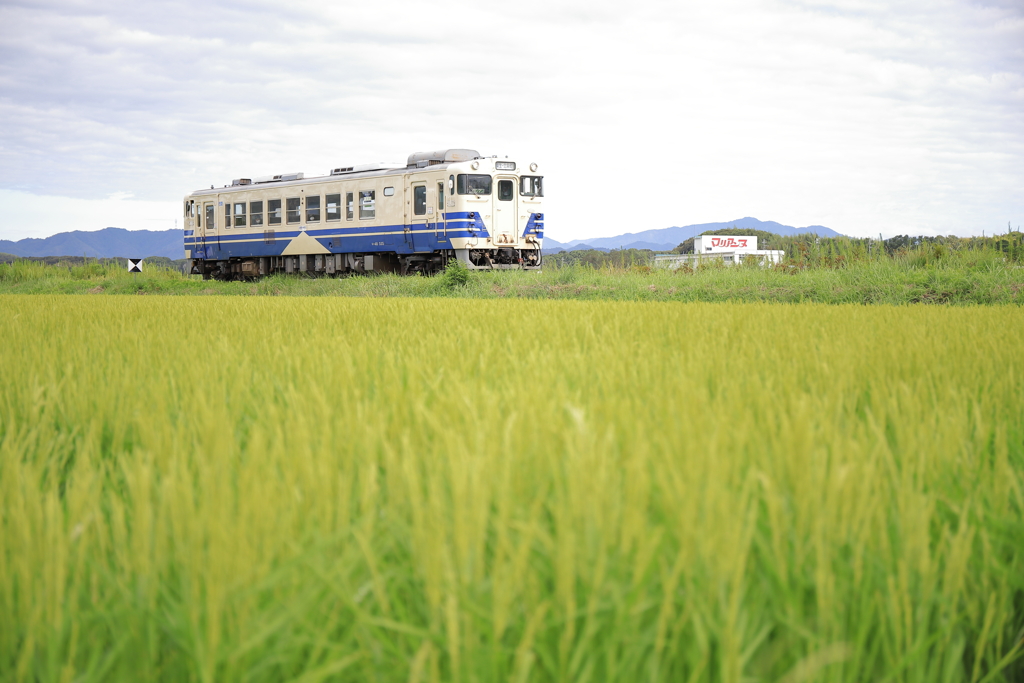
[
  {"left": 546, "top": 228, "right": 1024, "bottom": 269},
  {"left": 545, "top": 248, "right": 656, "bottom": 269},
  {"left": 674, "top": 227, "right": 1024, "bottom": 263},
  {"left": 763, "top": 231, "right": 1024, "bottom": 267}
]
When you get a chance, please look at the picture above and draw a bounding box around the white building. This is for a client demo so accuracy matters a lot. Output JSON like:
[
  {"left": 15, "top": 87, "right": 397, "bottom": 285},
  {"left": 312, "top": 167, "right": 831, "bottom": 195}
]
[{"left": 653, "top": 235, "right": 784, "bottom": 269}]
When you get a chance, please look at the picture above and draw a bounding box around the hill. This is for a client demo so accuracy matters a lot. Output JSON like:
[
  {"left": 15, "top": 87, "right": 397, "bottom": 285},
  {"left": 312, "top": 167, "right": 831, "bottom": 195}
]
[
  {"left": 1, "top": 218, "right": 841, "bottom": 259},
  {"left": 548, "top": 217, "right": 841, "bottom": 252},
  {"left": 0, "top": 228, "right": 183, "bottom": 259}
]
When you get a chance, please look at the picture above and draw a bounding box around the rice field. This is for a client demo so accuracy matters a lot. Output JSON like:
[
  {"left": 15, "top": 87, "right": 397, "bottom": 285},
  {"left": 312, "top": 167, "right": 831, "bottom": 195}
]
[{"left": 1, "top": 294, "right": 1022, "bottom": 682}]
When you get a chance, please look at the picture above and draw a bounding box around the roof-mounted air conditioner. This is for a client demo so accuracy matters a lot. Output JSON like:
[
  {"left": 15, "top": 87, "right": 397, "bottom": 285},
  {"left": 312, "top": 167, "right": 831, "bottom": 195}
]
[
  {"left": 253, "top": 172, "right": 304, "bottom": 184},
  {"left": 406, "top": 149, "right": 481, "bottom": 167},
  {"left": 331, "top": 163, "right": 403, "bottom": 175}
]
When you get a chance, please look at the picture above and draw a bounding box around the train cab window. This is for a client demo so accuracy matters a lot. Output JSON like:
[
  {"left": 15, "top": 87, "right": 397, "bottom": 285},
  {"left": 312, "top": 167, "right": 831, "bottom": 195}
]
[
  {"left": 359, "top": 190, "right": 376, "bottom": 220},
  {"left": 346, "top": 192, "right": 354, "bottom": 220},
  {"left": 413, "top": 186, "right": 426, "bottom": 215},
  {"left": 250, "top": 201, "right": 263, "bottom": 227},
  {"left": 520, "top": 176, "right": 544, "bottom": 197},
  {"left": 456, "top": 174, "right": 492, "bottom": 196},
  {"left": 268, "top": 199, "right": 282, "bottom": 225},
  {"left": 306, "top": 195, "right": 321, "bottom": 223},
  {"left": 449, "top": 175, "right": 454, "bottom": 195},
  {"left": 286, "top": 197, "right": 301, "bottom": 224},
  {"left": 233, "top": 202, "right": 246, "bottom": 227},
  {"left": 497, "top": 180, "right": 514, "bottom": 201},
  {"left": 437, "top": 182, "right": 444, "bottom": 210},
  {"left": 326, "top": 194, "right": 340, "bottom": 221}
]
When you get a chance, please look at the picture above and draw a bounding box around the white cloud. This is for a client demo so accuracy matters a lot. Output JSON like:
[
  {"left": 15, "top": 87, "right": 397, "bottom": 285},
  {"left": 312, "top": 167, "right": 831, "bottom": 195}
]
[
  {"left": 0, "top": 0, "right": 1021, "bottom": 242},
  {"left": 0, "top": 189, "right": 180, "bottom": 238}
]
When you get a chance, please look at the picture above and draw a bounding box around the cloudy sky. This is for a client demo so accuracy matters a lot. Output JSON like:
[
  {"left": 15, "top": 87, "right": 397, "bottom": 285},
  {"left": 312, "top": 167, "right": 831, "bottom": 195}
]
[{"left": 1, "top": 0, "right": 1021, "bottom": 242}]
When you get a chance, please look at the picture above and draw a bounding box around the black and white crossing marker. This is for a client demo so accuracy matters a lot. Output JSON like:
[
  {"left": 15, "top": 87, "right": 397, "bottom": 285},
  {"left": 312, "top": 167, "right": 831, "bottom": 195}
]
[{"left": 128, "top": 258, "right": 143, "bottom": 273}]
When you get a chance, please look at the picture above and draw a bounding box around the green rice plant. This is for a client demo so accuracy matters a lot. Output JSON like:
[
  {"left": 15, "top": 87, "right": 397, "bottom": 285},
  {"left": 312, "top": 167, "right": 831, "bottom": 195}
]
[{"left": 1, "top": 297, "right": 1023, "bottom": 682}]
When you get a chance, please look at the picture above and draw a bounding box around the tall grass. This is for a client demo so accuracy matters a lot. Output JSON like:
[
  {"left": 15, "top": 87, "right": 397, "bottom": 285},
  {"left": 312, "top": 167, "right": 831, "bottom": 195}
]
[
  {"left": 1, "top": 295, "right": 1023, "bottom": 682},
  {"left": 1, "top": 253, "right": 1022, "bottom": 304},
  {"left": 0, "top": 258, "right": 185, "bottom": 289}
]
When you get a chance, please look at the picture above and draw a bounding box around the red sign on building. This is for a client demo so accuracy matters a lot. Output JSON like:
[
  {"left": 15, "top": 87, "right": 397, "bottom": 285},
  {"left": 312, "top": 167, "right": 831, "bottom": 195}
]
[{"left": 710, "top": 237, "right": 748, "bottom": 248}]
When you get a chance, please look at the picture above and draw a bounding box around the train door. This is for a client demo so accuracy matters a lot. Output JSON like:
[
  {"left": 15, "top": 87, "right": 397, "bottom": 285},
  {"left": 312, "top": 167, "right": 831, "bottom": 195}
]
[
  {"left": 493, "top": 176, "right": 518, "bottom": 245},
  {"left": 435, "top": 181, "right": 446, "bottom": 244},
  {"left": 200, "top": 202, "right": 215, "bottom": 258},
  {"left": 409, "top": 180, "right": 428, "bottom": 251}
]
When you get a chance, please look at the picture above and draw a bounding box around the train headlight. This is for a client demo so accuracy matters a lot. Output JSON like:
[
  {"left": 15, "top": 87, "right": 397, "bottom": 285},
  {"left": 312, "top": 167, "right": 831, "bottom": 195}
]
[
  {"left": 530, "top": 163, "right": 538, "bottom": 172},
  {"left": 471, "top": 161, "right": 480, "bottom": 170}
]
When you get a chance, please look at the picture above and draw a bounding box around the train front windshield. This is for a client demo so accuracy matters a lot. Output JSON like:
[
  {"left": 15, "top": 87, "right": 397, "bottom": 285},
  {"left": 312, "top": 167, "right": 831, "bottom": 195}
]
[{"left": 456, "top": 174, "right": 493, "bottom": 196}]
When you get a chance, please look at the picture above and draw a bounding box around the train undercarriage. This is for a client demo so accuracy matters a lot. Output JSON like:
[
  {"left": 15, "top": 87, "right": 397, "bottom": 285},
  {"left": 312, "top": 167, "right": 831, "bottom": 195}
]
[{"left": 191, "top": 248, "right": 542, "bottom": 280}]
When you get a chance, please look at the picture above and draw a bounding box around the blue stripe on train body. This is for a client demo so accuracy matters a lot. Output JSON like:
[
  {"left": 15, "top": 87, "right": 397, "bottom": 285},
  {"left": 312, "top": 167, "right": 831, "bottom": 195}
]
[{"left": 185, "top": 213, "right": 511, "bottom": 259}]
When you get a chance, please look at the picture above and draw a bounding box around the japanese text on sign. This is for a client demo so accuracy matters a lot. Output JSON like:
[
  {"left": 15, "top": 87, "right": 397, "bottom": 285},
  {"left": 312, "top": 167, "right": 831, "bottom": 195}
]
[{"left": 711, "top": 238, "right": 748, "bottom": 248}]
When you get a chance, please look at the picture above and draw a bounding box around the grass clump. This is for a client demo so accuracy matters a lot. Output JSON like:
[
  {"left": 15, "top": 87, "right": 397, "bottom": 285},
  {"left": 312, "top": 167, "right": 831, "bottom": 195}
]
[{"left": 436, "top": 258, "right": 470, "bottom": 291}]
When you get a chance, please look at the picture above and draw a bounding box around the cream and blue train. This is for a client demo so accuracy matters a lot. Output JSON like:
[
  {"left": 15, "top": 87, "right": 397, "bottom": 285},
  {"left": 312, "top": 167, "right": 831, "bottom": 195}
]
[{"left": 182, "top": 149, "right": 543, "bottom": 278}]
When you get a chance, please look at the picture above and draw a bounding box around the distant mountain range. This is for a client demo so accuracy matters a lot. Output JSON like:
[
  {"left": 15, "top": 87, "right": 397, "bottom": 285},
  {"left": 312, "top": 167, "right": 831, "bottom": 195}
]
[
  {"left": 0, "top": 217, "right": 842, "bottom": 259},
  {"left": 0, "top": 228, "right": 184, "bottom": 259},
  {"left": 544, "top": 217, "right": 842, "bottom": 253}
]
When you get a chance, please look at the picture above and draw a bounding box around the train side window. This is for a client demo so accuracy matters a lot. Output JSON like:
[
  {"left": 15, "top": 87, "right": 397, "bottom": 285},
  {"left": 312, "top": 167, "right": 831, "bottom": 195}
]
[
  {"left": 233, "top": 202, "right": 246, "bottom": 227},
  {"left": 359, "top": 190, "right": 376, "bottom": 220},
  {"left": 286, "top": 197, "right": 301, "bottom": 224},
  {"left": 413, "top": 186, "right": 426, "bottom": 215},
  {"left": 225, "top": 203, "right": 231, "bottom": 228},
  {"left": 326, "top": 194, "right": 340, "bottom": 221},
  {"left": 250, "top": 201, "right": 263, "bottom": 227},
  {"left": 268, "top": 199, "right": 282, "bottom": 225},
  {"left": 346, "top": 192, "right": 354, "bottom": 220},
  {"left": 520, "top": 176, "right": 544, "bottom": 197},
  {"left": 306, "top": 195, "right": 321, "bottom": 222},
  {"left": 456, "top": 174, "right": 492, "bottom": 196},
  {"left": 497, "top": 180, "right": 514, "bottom": 201}
]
